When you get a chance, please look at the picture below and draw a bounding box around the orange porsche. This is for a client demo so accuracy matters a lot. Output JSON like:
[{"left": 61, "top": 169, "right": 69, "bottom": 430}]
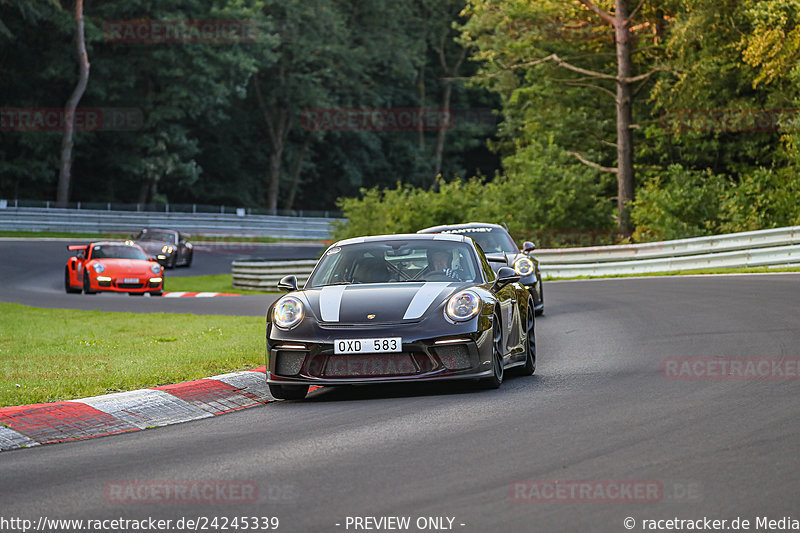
[{"left": 65, "top": 241, "right": 165, "bottom": 296}]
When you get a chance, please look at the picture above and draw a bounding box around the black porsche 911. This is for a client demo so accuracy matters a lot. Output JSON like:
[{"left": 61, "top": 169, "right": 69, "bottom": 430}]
[
  {"left": 266, "top": 233, "right": 536, "bottom": 400},
  {"left": 418, "top": 223, "right": 544, "bottom": 315},
  {"left": 132, "top": 228, "right": 194, "bottom": 268}
]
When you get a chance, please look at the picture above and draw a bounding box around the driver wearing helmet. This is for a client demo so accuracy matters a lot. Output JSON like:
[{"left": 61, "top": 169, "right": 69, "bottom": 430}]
[{"left": 426, "top": 249, "right": 464, "bottom": 281}]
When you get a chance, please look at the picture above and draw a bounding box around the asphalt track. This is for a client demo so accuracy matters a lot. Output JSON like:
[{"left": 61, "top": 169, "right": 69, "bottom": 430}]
[
  {"left": 1, "top": 240, "right": 800, "bottom": 532},
  {"left": 0, "top": 239, "right": 323, "bottom": 314}
]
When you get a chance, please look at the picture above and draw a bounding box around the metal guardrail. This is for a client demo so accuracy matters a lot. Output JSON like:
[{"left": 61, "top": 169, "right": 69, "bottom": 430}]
[
  {"left": 537, "top": 226, "right": 800, "bottom": 278},
  {"left": 0, "top": 207, "right": 341, "bottom": 240},
  {"left": 231, "top": 226, "right": 800, "bottom": 289},
  {"left": 232, "top": 260, "right": 318, "bottom": 291},
  {"left": 0, "top": 198, "right": 340, "bottom": 218}
]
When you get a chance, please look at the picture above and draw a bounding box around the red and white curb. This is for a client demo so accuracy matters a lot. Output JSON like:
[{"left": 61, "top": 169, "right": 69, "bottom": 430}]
[
  {"left": 0, "top": 367, "right": 296, "bottom": 452},
  {"left": 162, "top": 292, "right": 241, "bottom": 298}
]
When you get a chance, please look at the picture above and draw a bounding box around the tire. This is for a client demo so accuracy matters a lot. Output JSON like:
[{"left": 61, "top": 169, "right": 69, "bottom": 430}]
[
  {"left": 534, "top": 280, "right": 544, "bottom": 316},
  {"left": 64, "top": 268, "right": 80, "bottom": 294},
  {"left": 180, "top": 251, "right": 193, "bottom": 268},
  {"left": 269, "top": 383, "right": 308, "bottom": 400},
  {"left": 83, "top": 271, "right": 96, "bottom": 294},
  {"left": 150, "top": 291, "right": 163, "bottom": 297},
  {"left": 517, "top": 301, "right": 536, "bottom": 376},
  {"left": 479, "top": 315, "right": 504, "bottom": 389}
]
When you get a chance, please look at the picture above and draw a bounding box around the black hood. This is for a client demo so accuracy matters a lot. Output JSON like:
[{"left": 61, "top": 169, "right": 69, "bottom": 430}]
[{"left": 301, "top": 282, "right": 462, "bottom": 324}]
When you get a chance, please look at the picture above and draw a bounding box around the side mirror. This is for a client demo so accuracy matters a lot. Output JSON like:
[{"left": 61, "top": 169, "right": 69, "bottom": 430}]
[
  {"left": 492, "top": 266, "right": 520, "bottom": 292},
  {"left": 522, "top": 241, "right": 536, "bottom": 253},
  {"left": 277, "top": 275, "right": 298, "bottom": 292}
]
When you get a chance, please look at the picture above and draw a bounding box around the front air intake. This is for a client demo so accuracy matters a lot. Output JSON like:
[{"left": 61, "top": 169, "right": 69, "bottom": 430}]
[
  {"left": 436, "top": 344, "right": 472, "bottom": 370},
  {"left": 275, "top": 351, "right": 305, "bottom": 376}
]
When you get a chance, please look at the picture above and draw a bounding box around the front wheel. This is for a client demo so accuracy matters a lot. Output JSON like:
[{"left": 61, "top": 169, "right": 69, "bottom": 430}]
[
  {"left": 479, "top": 316, "right": 504, "bottom": 389},
  {"left": 269, "top": 384, "right": 308, "bottom": 400},
  {"left": 83, "top": 272, "right": 96, "bottom": 294}
]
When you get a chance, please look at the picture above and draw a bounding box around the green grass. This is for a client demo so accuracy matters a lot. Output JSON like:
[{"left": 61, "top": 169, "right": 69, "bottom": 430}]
[
  {"left": 545, "top": 265, "right": 800, "bottom": 280},
  {"left": 165, "top": 274, "right": 278, "bottom": 295},
  {"left": 0, "top": 302, "right": 266, "bottom": 407}
]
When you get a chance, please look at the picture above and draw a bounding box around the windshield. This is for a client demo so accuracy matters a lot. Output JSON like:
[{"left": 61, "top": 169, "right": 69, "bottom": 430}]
[
  {"left": 137, "top": 231, "right": 176, "bottom": 243},
  {"left": 90, "top": 244, "right": 148, "bottom": 261},
  {"left": 437, "top": 227, "right": 518, "bottom": 254},
  {"left": 308, "top": 240, "right": 481, "bottom": 287}
]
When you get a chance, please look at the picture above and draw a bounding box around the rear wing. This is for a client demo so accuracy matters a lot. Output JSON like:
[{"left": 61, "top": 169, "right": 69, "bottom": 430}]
[{"left": 67, "top": 245, "right": 89, "bottom": 255}]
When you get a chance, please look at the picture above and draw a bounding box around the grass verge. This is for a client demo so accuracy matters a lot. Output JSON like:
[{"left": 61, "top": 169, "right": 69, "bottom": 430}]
[
  {"left": 0, "top": 302, "right": 265, "bottom": 407},
  {"left": 164, "top": 274, "right": 277, "bottom": 295},
  {"left": 544, "top": 265, "right": 800, "bottom": 281}
]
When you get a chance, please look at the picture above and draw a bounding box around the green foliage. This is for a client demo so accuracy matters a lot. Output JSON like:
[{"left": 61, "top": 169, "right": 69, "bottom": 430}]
[
  {"left": 0, "top": 0, "right": 498, "bottom": 210},
  {"left": 632, "top": 165, "right": 800, "bottom": 241},
  {"left": 334, "top": 140, "right": 614, "bottom": 244},
  {"left": 719, "top": 167, "right": 800, "bottom": 232},
  {"left": 631, "top": 165, "right": 729, "bottom": 241}
]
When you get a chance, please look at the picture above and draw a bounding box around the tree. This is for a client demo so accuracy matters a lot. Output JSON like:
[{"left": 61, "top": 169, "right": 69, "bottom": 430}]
[
  {"left": 57, "top": 0, "right": 89, "bottom": 205},
  {"left": 461, "top": 0, "right": 672, "bottom": 234}
]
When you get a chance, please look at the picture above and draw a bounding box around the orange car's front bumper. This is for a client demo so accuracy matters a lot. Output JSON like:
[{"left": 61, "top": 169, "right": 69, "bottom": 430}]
[{"left": 88, "top": 274, "right": 163, "bottom": 293}]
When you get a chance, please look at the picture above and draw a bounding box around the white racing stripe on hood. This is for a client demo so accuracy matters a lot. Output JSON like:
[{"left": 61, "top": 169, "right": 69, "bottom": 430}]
[
  {"left": 320, "top": 285, "right": 347, "bottom": 322},
  {"left": 403, "top": 282, "right": 452, "bottom": 320}
]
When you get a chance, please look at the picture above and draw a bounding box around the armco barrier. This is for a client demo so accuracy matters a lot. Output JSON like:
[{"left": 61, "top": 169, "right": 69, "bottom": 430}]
[
  {"left": 231, "top": 226, "right": 800, "bottom": 288},
  {"left": 232, "top": 260, "right": 318, "bottom": 291},
  {"left": 536, "top": 226, "right": 800, "bottom": 278},
  {"left": 0, "top": 207, "right": 340, "bottom": 240}
]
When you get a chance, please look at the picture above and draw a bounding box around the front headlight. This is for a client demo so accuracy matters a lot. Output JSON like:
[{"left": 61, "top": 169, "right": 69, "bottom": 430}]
[
  {"left": 92, "top": 263, "right": 105, "bottom": 274},
  {"left": 150, "top": 264, "right": 162, "bottom": 274},
  {"left": 273, "top": 297, "right": 305, "bottom": 329},
  {"left": 514, "top": 257, "right": 534, "bottom": 276},
  {"left": 445, "top": 290, "right": 481, "bottom": 322}
]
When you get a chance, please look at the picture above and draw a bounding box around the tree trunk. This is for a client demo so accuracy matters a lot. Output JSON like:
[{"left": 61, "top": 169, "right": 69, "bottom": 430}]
[
  {"left": 416, "top": 65, "right": 426, "bottom": 150},
  {"left": 614, "top": 0, "right": 635, "bottom": 236},
  {"left": 432, "top": 82, "right": 452, "bottom": 180},
  {"left": 57, "top": 0, "right": 89, "bottom": 206},
  {"left": 267, "top": 142, "right": 283, "bottom": 214},
  {"left": 432, "top": 39, "right": 466, "bottom": 190},
  {"left": 283, "top": 136, "right": 311, "bottom": 210},
  {"left": 253, "top": 75, "right": 290, "bottom": 215}
]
